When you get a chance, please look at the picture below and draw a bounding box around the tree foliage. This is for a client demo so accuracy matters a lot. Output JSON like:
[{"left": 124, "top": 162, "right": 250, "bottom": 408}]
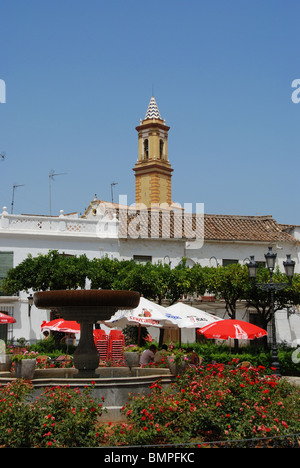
[
  {"left": 2, "top": 251, "right": 300, "bottom": 334},
  {"left": 2, "top": 250, "right": 89, "bottom": 294},
  {"left": 205, "top": 263, "right": 249, "bottom": 319}
]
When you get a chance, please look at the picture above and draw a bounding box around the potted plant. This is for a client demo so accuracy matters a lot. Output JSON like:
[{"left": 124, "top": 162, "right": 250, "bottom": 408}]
[
  {"left": 11, "top": 351, "right": 38, "bottom": 379},
  {"left": 167, "top": 349, "right": 188, "bottom": 375},
  {"left": 124, "top": 345, "right": 142, "bottom": 369},
  {"left": 12, "top": 337, "right": 30, "bottom": 355}
]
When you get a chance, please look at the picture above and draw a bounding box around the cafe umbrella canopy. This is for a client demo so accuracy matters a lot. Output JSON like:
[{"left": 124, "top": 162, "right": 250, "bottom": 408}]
[
  {"left": 165, "top": 302, "right": 222, "bottom": 346},
  {"left": 0, "top": 312, "right": 16, "bottom": 324},
  {"left": 165, "top": 302, "right": 222, "bottom": 328},
  {"left": 197, "top": 319, "right": 267, "bottom": 340},
  {"left": 104, "top": 298, "right": 222, "bottom": 345},
  {"left": 103, "top": 297, "right": 177, "bottom": 345},
  {"left": 41, "top": 318, "right": 80, "bottom": 334}
]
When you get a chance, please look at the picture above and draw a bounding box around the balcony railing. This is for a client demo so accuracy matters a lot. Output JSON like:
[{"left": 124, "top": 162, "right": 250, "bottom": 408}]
[{"left": 0, "top": 207, "right": 118, "bottom": 238}]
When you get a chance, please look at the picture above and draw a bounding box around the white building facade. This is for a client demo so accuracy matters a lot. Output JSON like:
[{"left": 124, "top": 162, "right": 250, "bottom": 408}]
[
  {"left": 1, "top": 96, "right": 299, "bottom": 345},
  {"left": 0, "top": 202, "right": 299, "bottom": 346}
]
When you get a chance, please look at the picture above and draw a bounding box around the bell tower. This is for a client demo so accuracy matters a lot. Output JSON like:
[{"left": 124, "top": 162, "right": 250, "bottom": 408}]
[{"left": 133, "top": 96, "right": 173, "bottom": 207}]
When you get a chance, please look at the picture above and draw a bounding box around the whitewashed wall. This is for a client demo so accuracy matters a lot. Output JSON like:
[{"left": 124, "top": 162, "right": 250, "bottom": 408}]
[{"left": 0, "top": 208, "right": 299, "bottom": 344}]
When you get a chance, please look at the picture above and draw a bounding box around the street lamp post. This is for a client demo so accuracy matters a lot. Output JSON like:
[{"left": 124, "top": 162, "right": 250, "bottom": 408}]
[{"left": 247, "top": 247, "right": 295, "bottom": 377}]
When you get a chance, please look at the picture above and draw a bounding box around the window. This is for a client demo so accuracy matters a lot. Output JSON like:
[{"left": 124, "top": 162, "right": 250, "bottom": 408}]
[
  {"left": 222, "top": 259, "right": 239, "bottom": 266},
  {"left": 143, "top": 139, "right": 149, "bottom": 159},
  {"left": 159, "top": 139, "right": 164, "bottom": 159},
  {"left": 0, "top": 306, "right": 14, "bottom": 342},
  {"left": 133, "top": 255, "right": 152, "bottom": 264},
  {"left": 0, "top": 252, "right": 13, "bottom": 295}
]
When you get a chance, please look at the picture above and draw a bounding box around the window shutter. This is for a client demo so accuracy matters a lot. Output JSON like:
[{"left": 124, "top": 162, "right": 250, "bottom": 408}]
[{"left": 0, "top": 252, "right": 13, "bottom": 282}]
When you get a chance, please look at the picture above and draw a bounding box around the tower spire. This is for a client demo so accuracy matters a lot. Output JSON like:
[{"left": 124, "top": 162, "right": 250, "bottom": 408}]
[{"left": 144, "top": 96, "right": 162, "bottom": 120}]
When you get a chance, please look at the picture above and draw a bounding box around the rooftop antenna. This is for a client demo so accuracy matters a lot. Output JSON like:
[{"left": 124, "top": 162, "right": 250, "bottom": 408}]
[
  {"left": 49, "top": 170, "right": 67, "bottom": 216},
  {"left": 111, "top": 182, "right": 118, "bottom": 204},
  {"left": 11, "top": 184, "right": 25, "bottom": 214}
]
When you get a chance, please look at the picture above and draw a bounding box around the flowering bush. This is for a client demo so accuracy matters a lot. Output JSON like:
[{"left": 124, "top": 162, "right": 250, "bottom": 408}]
[
  {"left": 140, "top": 358, "right": 169, "bottom": 369},
  {"left": 30, "top": 383, "right": 106, "bottom": 447},
  {"left": 0, "top": 381, "right": 106, "bottom": 447},
  {"left": 111, "top": 363, "right": 300, "bottom": 446},
  {"left": 0, "top": 379, "right": 35, "bottom": 447},
  {"left": 11, "top": 351, "right": 39, "bottom": 362},
  {"left": 0, "top": 363, "right": 299, "bottom": 447},
  {"left": 124, "top": 345, "right": 142, "bottom": 353}
]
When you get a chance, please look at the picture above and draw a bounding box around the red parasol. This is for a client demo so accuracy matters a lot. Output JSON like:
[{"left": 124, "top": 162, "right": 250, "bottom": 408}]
[
  {"left": 41, "top": 319, "right": 100, "bottom": 339},
  {"left": 197, "top": 319, "right": 267, "bottom": 340},
  {"left": 0, "top": 312, "right": 16, "bottom": 324},
  {"left": 41, "top": 319, "right": 80, "bottom": 334}
]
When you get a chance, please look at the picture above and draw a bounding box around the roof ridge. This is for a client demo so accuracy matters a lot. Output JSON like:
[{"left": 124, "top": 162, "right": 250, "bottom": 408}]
[{"left": 203, "top": 213, "right": 274, "bottom": 220}]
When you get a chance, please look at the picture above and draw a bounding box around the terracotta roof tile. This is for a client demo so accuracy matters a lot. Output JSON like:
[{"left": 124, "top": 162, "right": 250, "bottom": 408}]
[
  {"left": 84, "top": 201, "right": 298, "bottom": 243},
  {"left": 201, "top": 214, "right": 297, "bottom": 243}
]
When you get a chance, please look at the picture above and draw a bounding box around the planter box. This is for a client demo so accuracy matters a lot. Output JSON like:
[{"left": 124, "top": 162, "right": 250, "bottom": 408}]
[
  {"left": 125, "top": 351, "right": 140, "bottom": 369},
  {"left": 15, "top": 359, "right": 36, "bottom": 379},
  {"left": 0, "top": 354, "right": 12, "bottom": 372},
  {"left": 12, "top": 347, "right": 30, "bottom": 354},
  {"left": 167, "top": 356, "right": 188, "bottom": 375}
]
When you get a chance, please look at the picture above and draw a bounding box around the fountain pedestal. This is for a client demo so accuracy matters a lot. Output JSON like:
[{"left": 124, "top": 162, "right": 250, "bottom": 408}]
[
  {"left": 34, "top": 290, "right": 139, "bottom": 378},
  {"left": 73, "top": 320, "right": 99, "bottom": 377}
]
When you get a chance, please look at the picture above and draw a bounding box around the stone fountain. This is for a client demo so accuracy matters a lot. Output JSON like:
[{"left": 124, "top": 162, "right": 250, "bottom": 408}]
[{"left": 33, "top": 289, "right": 140, "bottom": 378}]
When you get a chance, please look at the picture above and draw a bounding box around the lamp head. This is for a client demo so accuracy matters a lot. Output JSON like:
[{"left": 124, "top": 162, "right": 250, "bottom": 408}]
[
  {"left": 247, "top": 255, "right": 259, "bottom": 279},
  {"left": 265, "top": 247, "right": 277, "bottom": 271},
  {"left": 283, "top": 254, "right": 295, "bottom": 279}
]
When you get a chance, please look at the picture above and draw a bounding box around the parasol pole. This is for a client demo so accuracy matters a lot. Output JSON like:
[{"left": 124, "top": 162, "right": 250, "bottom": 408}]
[{"left": 66, "top": 333, "right": 69, "bottom": 361}]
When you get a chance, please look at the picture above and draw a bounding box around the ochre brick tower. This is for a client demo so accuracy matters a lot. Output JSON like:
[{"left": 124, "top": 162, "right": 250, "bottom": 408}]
[{"left": 133, "top": 97, "right": 173, "bottom": 207}]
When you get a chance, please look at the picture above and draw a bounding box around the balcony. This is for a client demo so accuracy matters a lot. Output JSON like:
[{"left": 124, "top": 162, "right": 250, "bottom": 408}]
[{"left": 0, "top": 207, "right": 119, "bottom": 239}]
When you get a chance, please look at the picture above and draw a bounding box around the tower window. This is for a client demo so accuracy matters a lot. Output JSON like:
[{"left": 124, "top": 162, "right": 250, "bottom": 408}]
[
  {"left": 159, "top": 139, "right": 164, "bottom": 159},
  {"left": 143, "top": 139, "right": 149, "bottom": 159}
]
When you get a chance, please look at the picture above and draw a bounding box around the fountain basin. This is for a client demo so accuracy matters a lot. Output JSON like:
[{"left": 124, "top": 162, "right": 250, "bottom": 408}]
[
  {"left": 34, "top": 290, "right": 140, "bottom": 378},
  {"left": 34, "top": 289, "right": 139, "bottom": 321}
]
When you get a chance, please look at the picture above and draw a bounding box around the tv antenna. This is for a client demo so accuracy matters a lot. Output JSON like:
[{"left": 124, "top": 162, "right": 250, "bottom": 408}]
[
  {"left": 49, "top": 170, "right": 67, "bottom": 216},
  {"left": 11, "top": 184, "right": 25, "bottom": 214},
  {"left": 111, "top": 182, "right": 118, "bottom": 204}
]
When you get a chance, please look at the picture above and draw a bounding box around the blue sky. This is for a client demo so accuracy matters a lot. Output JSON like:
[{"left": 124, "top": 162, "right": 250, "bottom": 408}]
[{"left": 0, "top": 0, "right": 299, "bottom": 225}]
